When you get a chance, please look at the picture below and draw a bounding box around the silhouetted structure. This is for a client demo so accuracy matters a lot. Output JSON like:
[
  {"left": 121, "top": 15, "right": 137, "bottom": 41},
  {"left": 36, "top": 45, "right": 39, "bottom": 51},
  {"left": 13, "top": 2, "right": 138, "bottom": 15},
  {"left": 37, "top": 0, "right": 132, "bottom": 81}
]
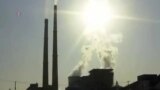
[
  {"left": 52, "top": 4, "right": 58, "bottom": 90},
  {"left": 66, "top": 69, "right": 115, "bottom": 90},
  {"left": 26, "top": 2, "right": 160, "bottom": 90},
  {"left": 27, "top": 83, "right": 53, "bottom": 90},
  {"left": 43, "top": 19, "right": 49, "bottom": 88},
  {"left": 66, "top": 69, "right": 160, "bottom": 90},
  {"left": 27, "top": 3, "right": 58, "bottom": 90},
  {"left": 27, "top": 19, "right": 52, "bottom": 90},
  {"left": 123, "top": 74, "right": 160, "bottom": 90}
]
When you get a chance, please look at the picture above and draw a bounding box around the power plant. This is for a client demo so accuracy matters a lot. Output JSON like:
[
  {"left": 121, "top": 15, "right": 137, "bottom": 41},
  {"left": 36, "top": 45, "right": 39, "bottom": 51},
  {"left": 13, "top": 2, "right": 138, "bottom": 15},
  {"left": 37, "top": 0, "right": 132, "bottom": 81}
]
[
  {"left": 27, "top": 4, "right": 58, "bottom": 90},
  {"left": 26, "top": 1, "right": 160, "bottom": 90}
]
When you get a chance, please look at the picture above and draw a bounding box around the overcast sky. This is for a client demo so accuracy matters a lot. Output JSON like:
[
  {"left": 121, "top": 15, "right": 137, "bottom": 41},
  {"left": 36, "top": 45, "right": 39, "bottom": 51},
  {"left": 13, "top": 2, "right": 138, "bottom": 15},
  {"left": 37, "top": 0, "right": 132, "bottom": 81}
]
[{"left": 0, "top": 0, "right": 160, "bottom": 90}]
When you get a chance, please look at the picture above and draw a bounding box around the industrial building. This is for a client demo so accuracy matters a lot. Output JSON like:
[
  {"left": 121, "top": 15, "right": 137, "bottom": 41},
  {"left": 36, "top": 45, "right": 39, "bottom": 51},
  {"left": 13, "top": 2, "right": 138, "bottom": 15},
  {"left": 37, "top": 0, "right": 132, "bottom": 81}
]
[
  {"left": 123, "top": 74, "right": 160, "bottom": 90},
  {"left": 66, "top": 69, "right": 160, "bottom": 90},
  {"left": 66, "top": 69, "right": 121, "bottom": 90}
]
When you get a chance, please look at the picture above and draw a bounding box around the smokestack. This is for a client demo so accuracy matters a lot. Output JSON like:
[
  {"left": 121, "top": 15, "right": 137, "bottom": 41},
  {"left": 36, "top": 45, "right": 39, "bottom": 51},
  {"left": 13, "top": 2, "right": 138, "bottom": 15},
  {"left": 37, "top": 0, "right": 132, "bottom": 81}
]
[
  {"left": 52, "top": 5, "right": 58, "bottom": 90},
  {"left": 43, "top": 19, "right": 49, "bottom": 87}
]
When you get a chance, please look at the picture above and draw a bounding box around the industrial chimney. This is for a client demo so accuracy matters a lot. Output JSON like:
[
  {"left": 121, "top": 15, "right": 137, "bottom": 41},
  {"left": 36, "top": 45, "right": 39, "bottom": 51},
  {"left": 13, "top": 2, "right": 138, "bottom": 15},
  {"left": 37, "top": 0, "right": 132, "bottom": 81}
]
[
  {"left": 52, "top": 4, "right": 58, "bottom": 90},
  {"left": 43, "top": 19, "right": 49, "bottom": 87}
]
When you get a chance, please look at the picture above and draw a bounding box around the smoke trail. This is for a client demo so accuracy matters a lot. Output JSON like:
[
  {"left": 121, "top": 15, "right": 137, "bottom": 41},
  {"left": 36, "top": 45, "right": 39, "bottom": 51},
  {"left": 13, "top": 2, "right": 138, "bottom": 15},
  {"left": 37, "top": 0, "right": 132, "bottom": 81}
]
[
  {"left": 94, "top": 31, "right": 122, "bottom": 69},
  {"left": 70, "top": 45, "right": 93, "bottom": 76},
  {"left": 84, "top": 29, "right": 122, "bottom": 69},
  {"left": 71, "top": 28, "right": 122, "bottom": 76},
  {"left": 70, "top": 0, "right": 123, "bottom": 77}
]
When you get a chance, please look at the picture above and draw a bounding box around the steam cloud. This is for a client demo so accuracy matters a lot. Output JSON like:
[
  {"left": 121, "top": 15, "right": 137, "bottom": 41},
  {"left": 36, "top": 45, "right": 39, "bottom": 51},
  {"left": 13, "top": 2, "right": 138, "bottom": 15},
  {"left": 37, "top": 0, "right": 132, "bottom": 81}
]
[
  {"left": 71, "top": 28, "right": 122, "bottom": 76},
  {"left": 71, "top": 46, "right": 93, "bottom": 76}
]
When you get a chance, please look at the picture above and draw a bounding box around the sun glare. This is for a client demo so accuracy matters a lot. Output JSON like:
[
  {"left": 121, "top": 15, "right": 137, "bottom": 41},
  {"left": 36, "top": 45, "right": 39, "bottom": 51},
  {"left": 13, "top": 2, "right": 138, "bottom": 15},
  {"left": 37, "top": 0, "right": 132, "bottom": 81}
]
[{"left": 83, "top": 0, "right": 113, "bottom": 29}]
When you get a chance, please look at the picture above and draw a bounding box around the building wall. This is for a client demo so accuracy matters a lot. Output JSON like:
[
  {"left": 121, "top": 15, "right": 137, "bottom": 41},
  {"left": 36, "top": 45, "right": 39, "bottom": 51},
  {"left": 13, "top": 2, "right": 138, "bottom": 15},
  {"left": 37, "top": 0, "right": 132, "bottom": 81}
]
[{"left": 66, "top": 69, "right": 114, "bottom": 90}]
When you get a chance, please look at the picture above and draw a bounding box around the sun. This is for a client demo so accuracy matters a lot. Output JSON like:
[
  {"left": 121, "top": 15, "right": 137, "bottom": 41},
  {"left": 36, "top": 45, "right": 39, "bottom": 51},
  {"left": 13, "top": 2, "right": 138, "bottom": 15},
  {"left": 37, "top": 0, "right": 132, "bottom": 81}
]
[{"left": 83, "top": 0, "right": 113, "bottom": 29}]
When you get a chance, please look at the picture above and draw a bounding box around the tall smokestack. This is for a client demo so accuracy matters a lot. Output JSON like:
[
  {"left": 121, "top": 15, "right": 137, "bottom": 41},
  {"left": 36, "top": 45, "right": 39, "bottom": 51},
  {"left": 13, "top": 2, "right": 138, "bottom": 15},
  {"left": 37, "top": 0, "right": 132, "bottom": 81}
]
[
  {"left": 52, "top": 5, "right": 58, "bottom": 90},
  {"left": 43, "top": 19, "right": 49, "bottom": 87}
]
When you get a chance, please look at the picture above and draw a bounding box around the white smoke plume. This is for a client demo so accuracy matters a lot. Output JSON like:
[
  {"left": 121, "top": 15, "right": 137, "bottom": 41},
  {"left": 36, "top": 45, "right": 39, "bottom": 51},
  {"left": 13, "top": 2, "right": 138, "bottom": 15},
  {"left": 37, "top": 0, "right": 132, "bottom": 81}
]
[
  {"left": 70, "top": 28, "right": 122, "bottom": 76},
  {"left": 93, "top": 31, "right": 122, "bottom": 69},
  {"left": 70, "top": 45, "right": 93, "bottom": 76}
]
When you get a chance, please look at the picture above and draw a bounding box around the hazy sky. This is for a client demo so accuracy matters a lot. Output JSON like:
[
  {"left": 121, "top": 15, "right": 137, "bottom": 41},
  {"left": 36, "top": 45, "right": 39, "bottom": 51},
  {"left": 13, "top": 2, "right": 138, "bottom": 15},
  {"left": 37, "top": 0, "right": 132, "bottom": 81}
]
[{"left": 0, "top": 0, "right": 160, "bottom": 90}]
